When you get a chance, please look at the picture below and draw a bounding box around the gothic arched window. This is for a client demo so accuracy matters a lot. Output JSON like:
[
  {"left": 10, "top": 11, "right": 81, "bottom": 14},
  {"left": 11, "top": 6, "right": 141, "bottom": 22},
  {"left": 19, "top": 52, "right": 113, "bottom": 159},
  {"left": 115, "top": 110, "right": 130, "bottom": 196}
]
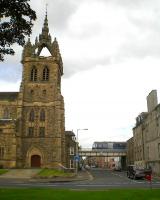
[
  {"left": 39, "top": 127, "right": 45, "bottom": 137},
  {"left": 29, "top": 109, "right": 34, "bottom": 122},
  {"left": 43, "top": 66, "right": 49, "bottom": 81},
  {"left": 3, "top": 108, "right": 10, "bottom": 119},
  {"left": 28, "top": 127, "right": 34, "bottom": 137},
  {"left": 40, "top": 109, "right": 45, "bottom": 121},
  {"left": 31, "top": 66, "right": 37, "bottom": 81}
]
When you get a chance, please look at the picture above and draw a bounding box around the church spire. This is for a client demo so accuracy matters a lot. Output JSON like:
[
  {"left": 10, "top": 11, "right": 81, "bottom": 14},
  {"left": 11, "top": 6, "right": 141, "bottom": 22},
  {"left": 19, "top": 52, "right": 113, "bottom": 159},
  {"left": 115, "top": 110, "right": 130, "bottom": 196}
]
[
  {"left": 39, "top": 6, "right": 51, "bottom": 43},
  {"left": 42, "top": 7, "right": 49, "bottom": 36}
]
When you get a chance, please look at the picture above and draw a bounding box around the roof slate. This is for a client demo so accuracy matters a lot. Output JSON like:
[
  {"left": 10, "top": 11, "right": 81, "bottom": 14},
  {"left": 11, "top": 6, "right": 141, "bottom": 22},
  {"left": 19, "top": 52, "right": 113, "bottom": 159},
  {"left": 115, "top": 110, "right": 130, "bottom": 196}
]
[{"left": 0, "top": 92, "right": 19, "bottom": 101}]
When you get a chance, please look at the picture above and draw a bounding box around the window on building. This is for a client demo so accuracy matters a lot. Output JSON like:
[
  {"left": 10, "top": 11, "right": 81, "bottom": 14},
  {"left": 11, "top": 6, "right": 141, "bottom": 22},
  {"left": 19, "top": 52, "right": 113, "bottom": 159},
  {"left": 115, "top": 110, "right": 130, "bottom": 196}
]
[
  {"left": 70, "top": 147, "right": 74, "bottom": 155},
  {"left": 39, "top": 127, "right": 45, "bottom": 137},
  {"left": 158, "top": 143, "right": 160, "bottom": 158},
  {"left": 31, "top": 67, "right": 37, "bottom": 81},
  {"left": 40, "top": 109, "right": 45, "bottom": 121},
  {"left": 30, "top": 90, "right": 34, "bottom": 95},
  {"left": 29, "top": 110, "right": 34, "bottom": 121},
  {"left": 147, "top": 146, "right": 150, "bottom": 160},
  {"left": 3, "top": 108, "right": 10, "bottom": 119},
  {"left": 0, "top": 129, "right": 3, "bottom": 134},
  {"left": 42, "top": 90, "right": 46, "bottom": 95},
  {"left": 72, "top": 136, "right": 76, "bottom": 141},
  {"left": 43, "top": 66, "right": 49, "bottom": 81},
  {"left": 70, "top": 159, "right": 74, "bottom": 169},
  {"left": 0, "top": 147, "right": 4, "bottom": 159},
  {"left": 28, "top": 127, "right": 34, "bottom": 137}
]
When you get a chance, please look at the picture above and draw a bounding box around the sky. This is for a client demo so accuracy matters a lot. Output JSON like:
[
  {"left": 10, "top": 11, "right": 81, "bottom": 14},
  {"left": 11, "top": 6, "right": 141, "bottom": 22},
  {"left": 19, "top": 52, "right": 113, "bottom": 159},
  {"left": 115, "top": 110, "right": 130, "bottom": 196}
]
[{"left": 1, "top": 0, "right": 160, "bottom": 148}]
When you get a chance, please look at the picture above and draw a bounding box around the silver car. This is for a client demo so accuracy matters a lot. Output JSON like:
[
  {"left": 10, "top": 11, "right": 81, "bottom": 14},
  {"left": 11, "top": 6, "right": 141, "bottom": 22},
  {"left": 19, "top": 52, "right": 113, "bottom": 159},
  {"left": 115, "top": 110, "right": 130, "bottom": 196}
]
[{"left": 127, "top": 165, "right": 146, "bottom": 179}]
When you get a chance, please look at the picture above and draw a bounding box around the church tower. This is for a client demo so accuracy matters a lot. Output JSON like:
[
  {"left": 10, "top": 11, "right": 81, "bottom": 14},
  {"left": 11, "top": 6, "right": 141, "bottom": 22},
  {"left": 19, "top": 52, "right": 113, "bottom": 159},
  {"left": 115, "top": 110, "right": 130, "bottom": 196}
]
[{"left": 17, "top": 13, "right": 66, "bottom": 168}]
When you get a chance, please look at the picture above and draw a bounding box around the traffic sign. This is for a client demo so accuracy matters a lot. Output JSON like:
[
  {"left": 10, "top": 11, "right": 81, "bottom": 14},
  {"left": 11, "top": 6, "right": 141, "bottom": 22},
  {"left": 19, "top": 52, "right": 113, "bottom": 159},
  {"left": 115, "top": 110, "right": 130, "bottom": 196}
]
[{"left": 74, "top": 155, "right": 80, "bottom": 161}]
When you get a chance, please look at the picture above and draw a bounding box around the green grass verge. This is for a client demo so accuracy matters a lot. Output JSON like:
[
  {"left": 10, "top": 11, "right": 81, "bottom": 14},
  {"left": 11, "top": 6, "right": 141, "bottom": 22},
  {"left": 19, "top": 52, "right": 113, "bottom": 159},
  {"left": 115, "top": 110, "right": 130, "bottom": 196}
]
[
  {"left": 36, "top": 168, "right": 74, "bottom": 178},
  {"left": 0, "top": 169, "right": 8, "bottom": 175},
  {"left": 0, "top": 188, "right": 160, "bottom": 200}
]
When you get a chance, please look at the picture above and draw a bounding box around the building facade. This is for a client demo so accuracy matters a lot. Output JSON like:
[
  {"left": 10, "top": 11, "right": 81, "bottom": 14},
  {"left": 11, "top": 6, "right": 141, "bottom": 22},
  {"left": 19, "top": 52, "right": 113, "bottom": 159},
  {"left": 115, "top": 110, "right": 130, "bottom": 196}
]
[
  {"left": 0, "top": 14, "right": 66, "bottom": 168},
  {"left": 65, "top": 131, "right": 76, "bottom": 169},
  {"left": 126, "top": 137, "right": 134, "bottom": 165},
  {"left": 132, "top": 90, "right": 160, "bottom": 174}
]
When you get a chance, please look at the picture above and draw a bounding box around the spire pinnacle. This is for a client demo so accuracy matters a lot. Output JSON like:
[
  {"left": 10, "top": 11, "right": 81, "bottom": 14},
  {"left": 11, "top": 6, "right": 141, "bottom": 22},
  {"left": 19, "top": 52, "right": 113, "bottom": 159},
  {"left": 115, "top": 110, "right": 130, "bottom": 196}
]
[
  {"left": 43, "top": 11, "right": 49, "bottom": 34},
  {"left": 46, "top": 3, "right": 48, "bottom": 16},
  {"left": 38, "top": 6, "right": 51, "bottom": 43}
]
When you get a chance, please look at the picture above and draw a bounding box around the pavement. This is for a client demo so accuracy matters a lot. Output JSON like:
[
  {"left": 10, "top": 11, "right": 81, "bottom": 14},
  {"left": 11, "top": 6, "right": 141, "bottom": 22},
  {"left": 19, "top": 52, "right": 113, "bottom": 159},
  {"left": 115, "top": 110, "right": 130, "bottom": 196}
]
[{"left": 0, "top": 169, "right": 93, "bottom": 183}]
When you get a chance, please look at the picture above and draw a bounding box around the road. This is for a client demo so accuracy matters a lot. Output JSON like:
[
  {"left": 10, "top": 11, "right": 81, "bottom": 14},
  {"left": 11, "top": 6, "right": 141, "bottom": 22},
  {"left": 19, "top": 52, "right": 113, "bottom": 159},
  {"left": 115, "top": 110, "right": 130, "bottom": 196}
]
[{"left": 0, "top": 168, "right": 160, "bottom": 189}]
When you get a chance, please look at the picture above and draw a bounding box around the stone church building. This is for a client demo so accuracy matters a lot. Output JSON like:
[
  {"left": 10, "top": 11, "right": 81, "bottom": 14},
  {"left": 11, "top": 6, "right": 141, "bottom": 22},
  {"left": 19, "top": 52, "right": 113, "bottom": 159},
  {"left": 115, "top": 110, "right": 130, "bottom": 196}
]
[{"left": 0, "top": 14, "right": 67, "bottom": 168}]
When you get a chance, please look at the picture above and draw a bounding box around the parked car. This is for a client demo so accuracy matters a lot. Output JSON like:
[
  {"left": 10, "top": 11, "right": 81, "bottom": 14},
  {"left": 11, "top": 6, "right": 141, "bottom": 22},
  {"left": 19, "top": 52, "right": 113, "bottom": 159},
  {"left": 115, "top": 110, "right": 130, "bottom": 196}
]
[{"left": 127, "top": 165, "right": 146, "bottom": 179}]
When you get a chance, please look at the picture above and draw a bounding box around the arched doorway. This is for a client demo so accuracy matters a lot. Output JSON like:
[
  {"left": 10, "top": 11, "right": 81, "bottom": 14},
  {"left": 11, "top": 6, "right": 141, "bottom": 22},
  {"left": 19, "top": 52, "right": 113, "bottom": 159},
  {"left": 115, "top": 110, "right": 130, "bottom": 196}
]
[{"left": 31, "top": 155, "right": 41, "bottom": 167}]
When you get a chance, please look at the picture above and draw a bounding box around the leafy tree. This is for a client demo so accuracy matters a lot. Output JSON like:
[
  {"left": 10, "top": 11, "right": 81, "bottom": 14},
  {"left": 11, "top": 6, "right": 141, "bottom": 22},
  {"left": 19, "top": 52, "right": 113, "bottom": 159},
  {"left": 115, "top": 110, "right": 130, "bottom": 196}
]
[{"left": 0, "top": 0, "right": 36, "bottom": 61}]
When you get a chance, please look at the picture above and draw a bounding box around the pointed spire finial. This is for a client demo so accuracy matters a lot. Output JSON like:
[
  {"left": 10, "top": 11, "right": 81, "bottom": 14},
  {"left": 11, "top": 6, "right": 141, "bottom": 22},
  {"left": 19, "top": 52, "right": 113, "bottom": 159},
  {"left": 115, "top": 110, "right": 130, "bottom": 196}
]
[
  {"left": 40, "top": 4, "right": 49, "bottom": 39},
  {"left": 46, "top": 3, "right": 48, "bottom": 16}
]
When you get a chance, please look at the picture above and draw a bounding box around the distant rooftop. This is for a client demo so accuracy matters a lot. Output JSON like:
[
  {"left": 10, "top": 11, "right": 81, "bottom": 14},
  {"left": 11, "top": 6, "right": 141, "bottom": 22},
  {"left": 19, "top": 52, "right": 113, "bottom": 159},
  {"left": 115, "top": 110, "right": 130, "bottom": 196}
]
[
  {"left": 93, "top": 141, "right": 126, "bottom": 144},
  {"left": 0, "top": 92, "right": 19, "bottom": 101},
  {"left": 65, "top": 131, "right": 75, "bottom": 136}
]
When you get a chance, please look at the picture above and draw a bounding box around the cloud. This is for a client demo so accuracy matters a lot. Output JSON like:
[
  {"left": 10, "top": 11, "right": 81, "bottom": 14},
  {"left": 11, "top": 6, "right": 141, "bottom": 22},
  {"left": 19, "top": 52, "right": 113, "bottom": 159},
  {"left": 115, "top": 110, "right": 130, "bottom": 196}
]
[
  {"left": 1, "top": 0, "right": 160, "bottom": 148},
  {"left": 0, "top": 80, "right": 20, "bottom": 91},
  {"left": 2, "top": 0, "right": 160, "bottom": 79},
  {"left": 30, "top": 0, "right": 80, "bottom": 36},
  {"left": 60, "top": 0, "right": 160, "bottom": 77},
  {"left": 0, "top": 63, "right": 21, "bottom": 82},
  {"left": 62, "top": 55, "right": 160, "bottom": 147}
]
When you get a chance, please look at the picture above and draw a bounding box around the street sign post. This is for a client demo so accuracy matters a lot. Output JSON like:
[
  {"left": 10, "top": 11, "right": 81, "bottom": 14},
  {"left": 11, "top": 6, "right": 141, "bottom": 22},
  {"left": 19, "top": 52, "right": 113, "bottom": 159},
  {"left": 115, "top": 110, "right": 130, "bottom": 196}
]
[{"left": 74, "top": 155, "right": 80, "bottom": 162}]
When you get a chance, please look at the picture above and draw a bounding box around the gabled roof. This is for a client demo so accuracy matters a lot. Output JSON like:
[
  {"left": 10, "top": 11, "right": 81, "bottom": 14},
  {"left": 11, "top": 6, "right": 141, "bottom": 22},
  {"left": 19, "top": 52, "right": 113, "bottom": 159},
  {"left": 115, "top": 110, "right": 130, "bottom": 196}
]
[{"left": 0, "top": 92, "right": 19, "bottom": 101}]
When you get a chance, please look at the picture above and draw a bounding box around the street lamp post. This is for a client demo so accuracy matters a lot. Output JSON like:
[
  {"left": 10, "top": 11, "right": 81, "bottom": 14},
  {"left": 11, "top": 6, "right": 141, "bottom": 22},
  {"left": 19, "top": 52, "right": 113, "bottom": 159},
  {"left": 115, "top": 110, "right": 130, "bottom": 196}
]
[{"left": 75, "top": 128, "right": 88, "bottom": 174}]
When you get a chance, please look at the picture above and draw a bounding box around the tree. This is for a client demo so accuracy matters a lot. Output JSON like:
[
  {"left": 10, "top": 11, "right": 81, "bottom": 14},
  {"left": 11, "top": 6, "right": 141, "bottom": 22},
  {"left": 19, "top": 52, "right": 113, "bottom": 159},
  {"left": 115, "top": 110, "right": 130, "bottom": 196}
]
[{"left": 0, "top": 0, "right": 36, "bottom": 61}]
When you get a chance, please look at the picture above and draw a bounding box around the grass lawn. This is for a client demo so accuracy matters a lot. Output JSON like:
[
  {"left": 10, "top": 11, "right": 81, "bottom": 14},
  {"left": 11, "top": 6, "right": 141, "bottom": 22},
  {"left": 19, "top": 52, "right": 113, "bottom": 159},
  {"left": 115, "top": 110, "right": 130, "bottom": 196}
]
[
  {"left": 36, "top": 168, "right": 74, "bottom": 178},
  {"left": 0, "top": 188, "right": 160, "bottom": 200},
  {"left": 0, "top": 169, "right": 8, "bottom": 175}
]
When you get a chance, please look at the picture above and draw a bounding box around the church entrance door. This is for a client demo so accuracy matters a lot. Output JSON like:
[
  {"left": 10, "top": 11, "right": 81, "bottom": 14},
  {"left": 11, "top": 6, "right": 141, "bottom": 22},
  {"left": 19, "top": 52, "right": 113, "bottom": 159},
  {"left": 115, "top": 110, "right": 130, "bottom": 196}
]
[{"left": 31, "top": 155, "right": 41, "bottom": 167}]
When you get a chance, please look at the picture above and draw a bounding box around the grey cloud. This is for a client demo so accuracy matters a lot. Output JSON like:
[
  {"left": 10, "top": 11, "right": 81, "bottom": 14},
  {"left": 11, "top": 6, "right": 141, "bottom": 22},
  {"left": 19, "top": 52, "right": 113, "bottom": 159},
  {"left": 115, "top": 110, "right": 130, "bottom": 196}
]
[
  {"left": 67, "top": 23, "right": 103, "bottom": 40},
  {"left": 47, "top": 0, "right": 79, "bottom": 30},
  {"left": 30, "top": 0, "right": 80, "bottom": 33},
  {"left": 63, "top": 56, "right": 111, "bottom": 78},
  {"left": 118, "top": 35, "right": 160, "bottom": 60},
  {"left": 2, "top": 0, "right": 160, "bottom": 81},
  {"left": 95, "top": 0, "right": 160, "bottom": 62},
  {"left": 0, "top": 44, "right": 22, "bottom": 82},
  {"left": 115, "top": 8, "right": 160, "bottom": 60},
  {"left": 99, "top": 0, "right": 160, "bottom": 9},
  {"left": 0, "top": 64, "right": 22, "bottom": 82}
]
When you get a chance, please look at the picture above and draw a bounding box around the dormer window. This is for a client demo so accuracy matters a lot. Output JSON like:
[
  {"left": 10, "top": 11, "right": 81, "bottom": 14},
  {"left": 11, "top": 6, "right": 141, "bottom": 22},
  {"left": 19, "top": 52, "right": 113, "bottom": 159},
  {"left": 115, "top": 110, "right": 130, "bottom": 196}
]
[
  {"left": 31, "top": 66, "right": 37, "bottom": 81},
  {"left": 43, "top": 66, "right": 49, "bottom": 81}
]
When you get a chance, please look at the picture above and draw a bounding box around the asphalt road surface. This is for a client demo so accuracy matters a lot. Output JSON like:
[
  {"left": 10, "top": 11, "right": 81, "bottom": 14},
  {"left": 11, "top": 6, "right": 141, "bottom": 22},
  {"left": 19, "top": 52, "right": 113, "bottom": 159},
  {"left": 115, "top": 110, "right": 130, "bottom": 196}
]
[{"left": 0, "top": 168, "right": 160, "bottom": 189}]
